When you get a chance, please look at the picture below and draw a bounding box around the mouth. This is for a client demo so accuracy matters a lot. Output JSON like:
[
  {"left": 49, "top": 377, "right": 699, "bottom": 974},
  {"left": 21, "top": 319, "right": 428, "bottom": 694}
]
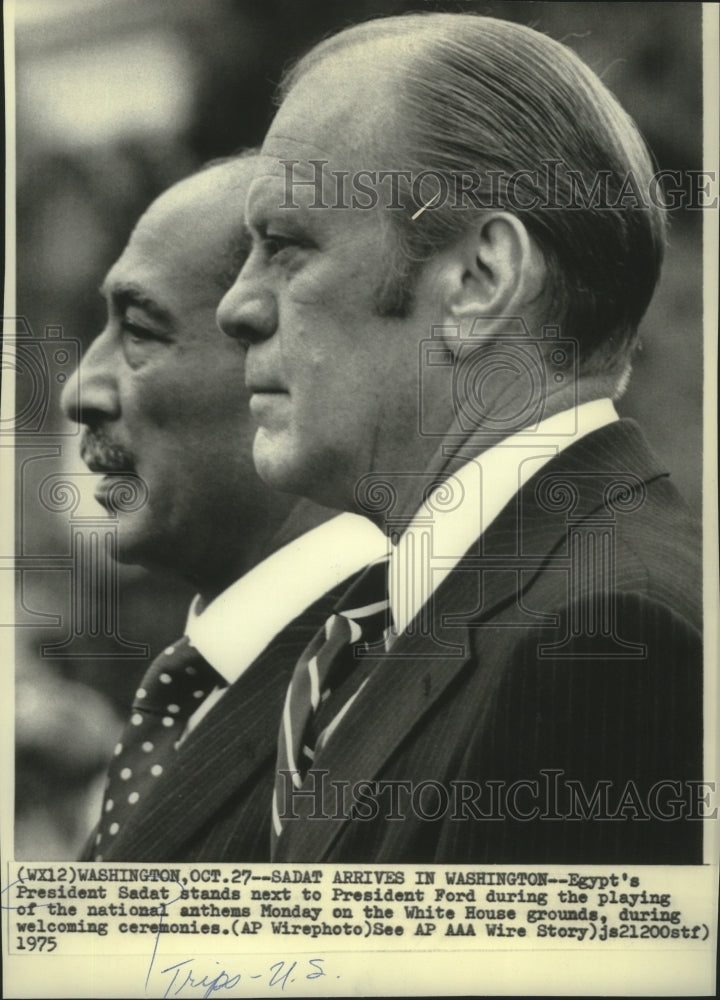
[
  {"left": 246, "top": 375, "right": 287, "bottom": 393},
  {"left": 81, "top": 430, "right": 134, "bottom": 470},
  {"left": 83, "top": 457, "right": 135, "bottom": 475},
  {"left": 247, "top": 386, "right": 289, "bottom": 424},
  {"left": 247, "top": 380, "right": 288, "bottom": 399},
  {"left": 91, "top": 472, "right": 135, "bottom": 507},
  {"left": 80, "top": 432, "right": 137, "bottom": 504}
]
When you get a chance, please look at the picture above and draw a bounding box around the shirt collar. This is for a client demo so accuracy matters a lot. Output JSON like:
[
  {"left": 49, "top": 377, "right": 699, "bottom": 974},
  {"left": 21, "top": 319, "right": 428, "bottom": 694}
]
[
  {"left": 186, "top": 512, "right": 389, "bottom": 684},
  {"left": 390, "top": 399, "right": 619, "bottom": 635}
]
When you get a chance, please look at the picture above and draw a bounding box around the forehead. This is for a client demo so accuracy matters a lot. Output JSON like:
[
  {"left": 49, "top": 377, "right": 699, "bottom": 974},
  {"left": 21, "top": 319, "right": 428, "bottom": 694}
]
[
  {"left": 263, "top": 48, "right": 402, "bottom": 173},
  {"left": 105, "top": 164, "right": 254, "bottom": 308},
  {"left": 249, "top": 59, "right": 407, "bottom": 231}
]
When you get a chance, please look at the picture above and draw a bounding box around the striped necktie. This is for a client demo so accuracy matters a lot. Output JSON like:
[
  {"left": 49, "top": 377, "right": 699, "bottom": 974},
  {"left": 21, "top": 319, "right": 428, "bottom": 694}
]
[
  {"left": 92, "top": 637, "right": 222, "bottom": 860},
  {"left": 271, "top": 558, "right": 390, "bottom": 848}
]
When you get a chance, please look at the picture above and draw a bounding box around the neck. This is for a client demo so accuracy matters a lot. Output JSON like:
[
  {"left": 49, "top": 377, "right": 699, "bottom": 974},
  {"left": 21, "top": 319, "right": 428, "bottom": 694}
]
[
  {"left": 364, "top": 374, "right": 614, "bottom": 536},
  {"left": 266, "top": 497, "right": 339, "bottom": 551},
  {"left": 194, "top": 499, "right": 338, "bottom": 607}
]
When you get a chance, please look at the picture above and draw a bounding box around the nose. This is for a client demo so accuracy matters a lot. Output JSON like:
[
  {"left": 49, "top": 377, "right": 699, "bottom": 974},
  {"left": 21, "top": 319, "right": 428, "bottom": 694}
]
[
  {"left": 61, "top": 331, "right": 120, "bottom": 426},
  {"left": 216, "top": 257, "right": 278, "bottom": 348}
]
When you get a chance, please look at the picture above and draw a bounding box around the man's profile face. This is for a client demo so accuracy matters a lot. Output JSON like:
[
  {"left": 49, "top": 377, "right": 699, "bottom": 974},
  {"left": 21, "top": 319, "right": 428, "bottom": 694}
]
[
  {"left": 217, "top": 54, "right": 448, "bottom": 513},
  {"left": 62, "top": 162, "right": 290, "bottom": 590}
]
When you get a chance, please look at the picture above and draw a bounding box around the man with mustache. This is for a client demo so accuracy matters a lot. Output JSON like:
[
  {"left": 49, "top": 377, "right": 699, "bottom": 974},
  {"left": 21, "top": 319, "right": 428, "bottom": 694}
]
[
  {"left": 61, "top": 155, "right": 387, "bottom": 861},
  {"left": 218, "top": 14, "right": 704, "bottom": 863}
]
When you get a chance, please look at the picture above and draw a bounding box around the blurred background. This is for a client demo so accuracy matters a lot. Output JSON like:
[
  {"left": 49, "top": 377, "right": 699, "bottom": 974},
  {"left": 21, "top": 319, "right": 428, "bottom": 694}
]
[{"left": 9, "top": 0, "right": 705, "bottom": 858}]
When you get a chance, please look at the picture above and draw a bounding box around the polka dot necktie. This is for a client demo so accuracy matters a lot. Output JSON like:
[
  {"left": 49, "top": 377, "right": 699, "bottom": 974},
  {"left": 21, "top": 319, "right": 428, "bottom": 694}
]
[
  {"left": 92, "top": 637, "right": 222, "bottom": 860},
  {"left": 271, "top": 558, "right": 391, "bottom": 847}
]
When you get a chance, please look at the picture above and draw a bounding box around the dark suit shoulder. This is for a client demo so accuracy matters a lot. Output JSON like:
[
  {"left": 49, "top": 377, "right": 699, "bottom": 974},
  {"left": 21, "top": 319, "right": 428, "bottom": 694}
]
[
  {"left": 473, "top": 418, "right": 702, "bottom": 631},
  {"left": 612, "top": 475, "right": 701, "bottom": 627}
]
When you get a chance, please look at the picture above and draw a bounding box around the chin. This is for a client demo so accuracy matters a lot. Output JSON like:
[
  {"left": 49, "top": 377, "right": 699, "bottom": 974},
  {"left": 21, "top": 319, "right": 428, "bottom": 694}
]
[
  {"left": 111, "top": 541, "right": 153, "bottom": 570},
  {"left": 253, "top": 433, "right": 293, "bottom": 488},
  {"left": 256, "top": 446, "right": 354, "bottom": 514},
  {"left": 110, "top": 516, "right": 162, "bottom": 569},
  {"left": 252, "top": 446, "right": 308, "bottom": 501},
  {"left": 253, "top": 456, "right": 299, "bottom": 497}
]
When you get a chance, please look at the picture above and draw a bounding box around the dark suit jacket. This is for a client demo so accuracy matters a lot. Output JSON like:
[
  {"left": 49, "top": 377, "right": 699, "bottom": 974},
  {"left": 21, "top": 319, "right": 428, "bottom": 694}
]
[
  {"left": 274, "top": 420, "right": 703, "bottom": 864},
  {"left": 89, "top": 584, "right": 347, "bottom": 862}
]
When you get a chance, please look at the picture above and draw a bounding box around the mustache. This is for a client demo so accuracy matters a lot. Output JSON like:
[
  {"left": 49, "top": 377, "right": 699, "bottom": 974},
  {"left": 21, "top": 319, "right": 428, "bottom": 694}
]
[{"left": 80, "top": 428, "right": 136, "bottom": 473}]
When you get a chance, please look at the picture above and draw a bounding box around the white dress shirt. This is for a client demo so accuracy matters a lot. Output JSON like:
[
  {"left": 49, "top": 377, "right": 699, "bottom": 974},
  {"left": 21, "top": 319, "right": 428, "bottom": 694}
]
[
  {"left": 389, "top": 398, "right": 619, "bottom": 636},
  {"left": 181, "top": 512, "right": 389, "bottom": 737}
]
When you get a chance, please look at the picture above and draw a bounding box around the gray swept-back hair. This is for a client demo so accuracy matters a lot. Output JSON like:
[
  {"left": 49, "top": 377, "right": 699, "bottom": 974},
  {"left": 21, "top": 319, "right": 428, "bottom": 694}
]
[{"left": 279, "top": 14, "right": 666, "bottom": 380}]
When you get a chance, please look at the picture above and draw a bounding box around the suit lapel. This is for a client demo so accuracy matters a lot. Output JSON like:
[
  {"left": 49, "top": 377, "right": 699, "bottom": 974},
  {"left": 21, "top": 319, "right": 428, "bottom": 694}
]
[
  {"left": 275, "top": 419, "right": 670, "bottom": 860},
  {"left": 445, "top": 418, "right": 669, "bottom": 619},
  {"left": 105, "top": 588, "right": 343, "bottom": 861},
  {"left": 273, "top": 607, "right": 474, "bottom": 861}
]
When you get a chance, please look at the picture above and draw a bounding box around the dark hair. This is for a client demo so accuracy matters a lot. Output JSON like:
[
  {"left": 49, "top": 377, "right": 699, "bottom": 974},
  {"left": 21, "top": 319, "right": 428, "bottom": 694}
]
[{"left": 280, "top": 14, "right": 667, "bottom": 379}]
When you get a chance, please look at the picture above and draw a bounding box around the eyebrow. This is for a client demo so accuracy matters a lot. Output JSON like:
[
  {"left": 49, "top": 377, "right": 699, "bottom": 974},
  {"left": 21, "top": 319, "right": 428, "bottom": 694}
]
[{"left": 100, "top": 281, "right": 175, "bottom": 327}]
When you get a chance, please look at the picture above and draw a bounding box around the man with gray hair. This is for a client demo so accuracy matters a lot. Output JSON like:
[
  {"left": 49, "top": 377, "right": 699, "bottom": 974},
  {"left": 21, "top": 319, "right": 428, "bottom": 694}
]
[{"left": 218, "top": 14, "right": 703, "bottom": 864}]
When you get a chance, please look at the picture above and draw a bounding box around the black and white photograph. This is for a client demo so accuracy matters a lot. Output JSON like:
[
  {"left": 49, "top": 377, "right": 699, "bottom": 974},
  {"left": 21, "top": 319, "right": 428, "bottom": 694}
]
[{"left": 2, "top": 0, "right": 718, "bottom": 996}]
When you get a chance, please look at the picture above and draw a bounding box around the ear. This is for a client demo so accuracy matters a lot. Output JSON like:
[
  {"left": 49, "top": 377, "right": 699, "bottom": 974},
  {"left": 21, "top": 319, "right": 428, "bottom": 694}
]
[{"left": 436, "top": 212, "right": 546, "bottom": 353}]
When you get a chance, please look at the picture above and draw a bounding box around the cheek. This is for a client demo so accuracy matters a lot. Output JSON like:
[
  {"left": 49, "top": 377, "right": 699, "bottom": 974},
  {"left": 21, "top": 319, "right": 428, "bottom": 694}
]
[
  {"left": 277, "top": 323, "right": 332, "bottom": 394},
  {"left": 283, "top": 245, "right": 379, "bottom": 324},
  {"left": 121, "top": 370, "right": 180, "bottom": 432},
  {"left": 152, "top": 374, "right": 238, "bottom": 432},
  {"left": 283, "top": 269, "right": 329, "bottom": 305}
]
